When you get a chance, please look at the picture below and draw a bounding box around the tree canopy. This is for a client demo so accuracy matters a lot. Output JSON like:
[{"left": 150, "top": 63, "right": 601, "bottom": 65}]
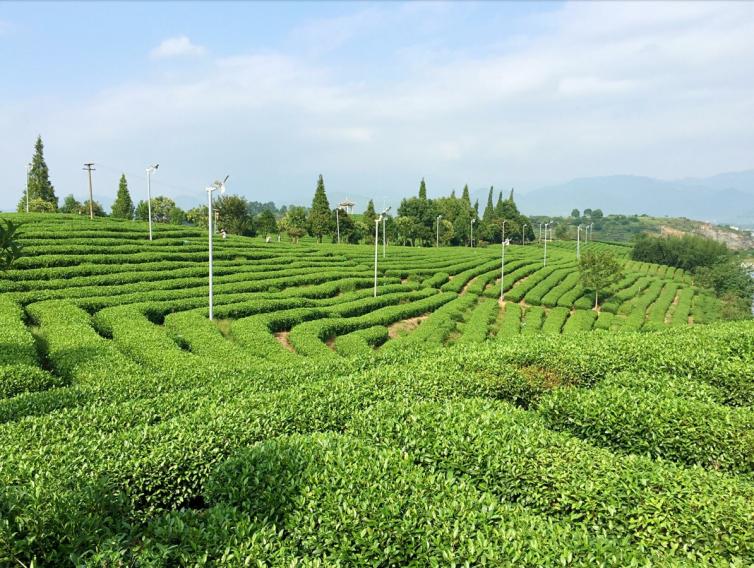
[
  {"left": 308, "top": 175, "right": 332, "bottom": 243},
  {"left": 18, "top": 136, "right": 57, "bottom": 212},
  {"left": 111, "top": 174, "right": 134, "bottom": 219}
]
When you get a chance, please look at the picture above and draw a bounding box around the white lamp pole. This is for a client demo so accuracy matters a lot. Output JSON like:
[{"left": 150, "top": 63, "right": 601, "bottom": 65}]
[
  {"left": 373, "top": 207, "right": 391, "bottom": 296},
  {"left": 146, "top": 164, "right": 159, "bottom": 240},
  {"left": 25, "top": 163, "right": 31, "bottom": 213},
  {"left": 544, "top": 221, "right": 551, "bottom": 266},
  {"left": 382, "top": 215, "right": 387, "bottom": 258},
  {"left": 589, "top": 222, "right": 594, "bottom": 244},
  {"left": 436, "top": 214, "right": 442, "bottom": 247},
  {"left": 373, "top": 216, "right": 380, "bottom": 297},
  {"left": 336, "top": 208, "right": 340, "bottom": 244},
  {"left": 470, "top": 218, "right": 476, "bottom": 248},
  {"left": 500, "top": 219, "right": 507, "bottom": 301},
  {"left": 577, "top": 224, "right": 582, "bottom": 260},
  {"left": 522, "top": 223, "right": 527, "bottom": 245},
  {"left": 206, "top": 175, "right": 228, "bottom": 320}
]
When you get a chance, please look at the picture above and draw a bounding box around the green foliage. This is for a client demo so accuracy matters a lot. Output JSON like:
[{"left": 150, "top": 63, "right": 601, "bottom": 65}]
[
  {"left": 308, "top": 174, "right": 332, "bottom": 242},
  {"left": 215, "top": 194, "right": 253, "bottom": 235},
  {"left": 17, "top": 136, "right": 57, "bottom": 211},
  {"left": 59, "top": 194, "right": 82, "bottom": 214},
  {"left": 280, "top": 205, "right": 308, "bottom": 243},
  {"left": 111, "top": 174, "right": 134, "bottom": 219},
  {"left": 255, "top": 208, "right": 277, "bottom": 235},
  {"left": 578, "top": 250, "right": 623, "bottom": 308},
  {"left": 0, "top": 220, "right": 23, "bottom": 270},
  {"left": 632, "top": 233, "right": 728, "bottom": 271},
  {"left": 135, "top": 195, "right": 183, "bottom": 224}
]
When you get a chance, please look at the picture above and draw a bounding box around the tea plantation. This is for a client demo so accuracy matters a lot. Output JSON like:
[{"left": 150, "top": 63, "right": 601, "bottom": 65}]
[{"left": 1, "top": 214, "right": 752, "bottom": 566}]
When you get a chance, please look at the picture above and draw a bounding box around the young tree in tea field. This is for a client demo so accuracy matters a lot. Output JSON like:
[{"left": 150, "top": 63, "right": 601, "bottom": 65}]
[
  {"left": 308, "top": 175, "right": 333, "bottom": 243},
  {"left": 281, "top": 206, "right": 308, "bottom": 243},
  {"left": 579, "top": 250, "right": 624, "bottom": 310},
  {"left": 18, "top": 136, "right": 57, "bottom": 211},
  {"left": 60, "top": 195, "right": 83, "bottom": 214},
  {"left": 111, "top": 174, "right": 135, "bottom": 219},
  {"left": 256, "top": 209, "right": 278, "bottom": 236}
]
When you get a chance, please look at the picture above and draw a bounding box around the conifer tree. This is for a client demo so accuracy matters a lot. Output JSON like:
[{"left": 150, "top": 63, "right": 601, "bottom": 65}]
[
  {"left": 308, "top": 174, "right": 332, "bottom": 243},
  {"left": 363, "top": 199, "right": 377, "bottom": 244},
  {"left": 418, "top": 178, "right": 427, "bottom": 200},
  {"left": 111, "top": 174, "right": 135, "bottom": 219},
  {"left": 482, "top": 186, "right": 494, "bottom": 223},
  {"left": 494, "top": 191, "right": 504, "bottom": 217},
  {"left": 461, "top": 184, "right": 471, "bottom": 208},
  {"left": 18, "top": 135, "right": 57, "bottom": 211}
]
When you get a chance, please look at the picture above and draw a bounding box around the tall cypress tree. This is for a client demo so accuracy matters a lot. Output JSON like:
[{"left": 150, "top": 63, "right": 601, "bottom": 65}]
[
  {"left": 482, "top": 186, "right": 494, "bottom": 223},
  {"left": 111, "top": 174, "right": 135, "bottom": 219},
  {"left": 363, "top": 199, "right": 377, "bottom": 244},
  {"left": 460, "top": 184, "right": 471, "bottom": 209},
  {"left": 19, "top": 135, "right": 57, "bottom": 211},
  {"left": 308, "top": 174, "right": 332, "bottom": 243},
  {"left": 418, "top": 178, "right": 427, "bottom": 200},
  {"left": 494, "top": 191, "right": 504, "bottom": 218}
]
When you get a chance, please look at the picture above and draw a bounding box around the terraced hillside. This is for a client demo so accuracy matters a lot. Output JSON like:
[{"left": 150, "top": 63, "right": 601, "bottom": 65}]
[{"left": 1, "top": 213, "right": 751, "bottom": 565}]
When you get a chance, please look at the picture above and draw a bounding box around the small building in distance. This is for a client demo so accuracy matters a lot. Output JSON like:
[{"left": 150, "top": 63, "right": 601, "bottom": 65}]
[{"left": 337, "top": 199, "right": 356, "bottom": 214}]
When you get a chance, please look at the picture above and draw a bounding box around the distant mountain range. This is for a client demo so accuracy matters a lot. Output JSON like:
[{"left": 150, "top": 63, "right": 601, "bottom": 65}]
[{"left": 514, "top": 170, "right": 754, "bottom": 228}]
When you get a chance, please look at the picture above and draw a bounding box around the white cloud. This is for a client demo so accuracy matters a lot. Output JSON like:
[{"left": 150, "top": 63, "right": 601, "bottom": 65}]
[
  {"left": 3, "top": 1, "right": 754, "bottom": 212},
  {"left": 150, "top": 36, "right": 206, "bottom": 59}
]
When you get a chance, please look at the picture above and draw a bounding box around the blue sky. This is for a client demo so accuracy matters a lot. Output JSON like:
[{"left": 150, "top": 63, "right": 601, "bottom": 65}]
[{"left": 1, "top": 1, "right": 753, "bottom": 212}]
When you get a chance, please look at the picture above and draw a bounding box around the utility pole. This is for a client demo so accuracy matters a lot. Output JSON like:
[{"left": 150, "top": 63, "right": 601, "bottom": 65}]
[{"left": 83, "top": 163, "right": 95, "bottom": 219}]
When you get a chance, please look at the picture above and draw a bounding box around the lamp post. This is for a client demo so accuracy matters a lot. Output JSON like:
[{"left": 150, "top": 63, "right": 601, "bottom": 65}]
[
  {"left": 577, "top": 224, "right": 582, "bottom": 260},
  {"left": 470, "top": 218, "right": 476, "bottom": 248},
  {"left": 436, "top": 214, "right": 442, "bottom": 247},
  {"left": 382, "top": 214, "right": 387, "bottom": 258},
  {"left": 146, "top": 164, "right": 159, "bottom": 241},
  {"left": 25, "top": 163, "right": 31, "bottom": 213},
  {"left": 206, "top": 175, "right": 228, "bottom": 320},
  {"left": 374, "top": 207, "right": 391, "bottom": 296},
  {"left": 500, "top": 219, "right": 507, "bottom": 301},
  {"left": 543, "top": 221, "right": 551, "bottom": 266},
  {"left": 522, "top": 223, "right": 527, "bottom": 245},
  {"left": 336, "top": 208, "right": 340, "bottom": 244},
  {"left": 589, "top": 222, "right": 594, "bottom": 245}
]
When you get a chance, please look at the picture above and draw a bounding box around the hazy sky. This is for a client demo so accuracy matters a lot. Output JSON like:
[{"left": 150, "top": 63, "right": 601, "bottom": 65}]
[{"left": 1, "top": 1, "right": 753, "bottom": 212}]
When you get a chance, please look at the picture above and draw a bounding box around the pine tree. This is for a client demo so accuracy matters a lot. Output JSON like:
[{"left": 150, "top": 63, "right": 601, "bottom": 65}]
[
  {"left": 19, "top": 135, "right": 57, "bottom": 211},
  {"left": 308, "top": 174, "right": 332, "bottom": 243},
  {"left": 482, "top": 186, "right": 494, "bottom": 223},
  {"left": 418, "top": 178, "right": 427, "bottom": 200},
  {"left": 111, "top": 174, "right": 135, "bottom": 219},
  {"left": 460, "top": 184, "right": 471, "bottom": 208},
  {"left": 363, "top": 199, "right": 377, "bottom": 244},
  {"left": 494, "top": 191, "right": 504, "bottom": 218}
]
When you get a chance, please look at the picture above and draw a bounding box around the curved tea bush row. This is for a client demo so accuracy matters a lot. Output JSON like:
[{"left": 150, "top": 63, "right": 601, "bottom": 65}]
[
  {"left": 0, "top": 361, "right": 527, "bottom": 564},
  {"left": 539, "top": 381, "right": 754, "bottom": 474},
  {"left": 351, "top": 398, "right": 754, "bottom": 563},
  {"left": 670, "top": 288, "right": 694, "bottom": 326},
  {"left": 440, "top": 259, "right": 500, "bottom": 293},
  {"left": 289, "top": 293, "right": 457, "bottom": 358},
  {"left": 622, "top": 279, "right": 665, "bottom": 331},
  {"left": 594, "top": 311, "right": 616, "bottom": 331},
  {"left": 91, "top": 432, "right": 663, "bottom": 567},
  {"left": 388, "top": 293, "right": 477, "bottom": 347},
  {"left": 643, "top": 282, "right": 679, "bottom": 331},
  {"left": 562, "top": 309, "right": 597, "bottom": 334},
  {"left": 541, "top": 307, "right": 570, "bottom": 334},
  {"left": 541, "top": 271, "right": 580, "bottom": 308},
  {"left": 524, "top": 267, "right": 574, "bottom": 306},
  {"left": 334, "top": 325, "right": 389, "bottom": 357},
  {"left": 521, "top": 305, "right": 545, "bottom": 335},
  {"left": 456, "top": 298, "right": 498, "bottom": 343},
  {"left": 496, "top": 302, "right": 522, "bottom": 337},
  {"left": 0, "top": 299, "right": 37, "bottom": 366}
]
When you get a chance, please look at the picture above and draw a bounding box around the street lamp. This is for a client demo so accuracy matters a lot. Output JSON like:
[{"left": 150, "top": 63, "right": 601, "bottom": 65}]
[
  {"left": 500, "top": 219, "right": 507, "bottom": 301},
  {"left": 589, "top": 222, "right": 594, "bottom": 245},
  {"left": 436, "top": 214, "right": 442, "bottom": 247},
  {"left": 374, "top": 206, "right": 391, "bottom": 297},
  {"left": 382, "top": 214, "right": 387, "bottom": 258},
  {"left": 470, "top": 218, "right": 476, "bottom": 248},
  {"left": 336, "top": 208, "right": 340, "bottom": 244},
  {"left": 577, "top": 224, "right": 583, "bottom": 260},
  {"left": 206, "top": 175, "right": 228, "bottom": 320},
  {"left": 522, "top": 223, "right": 527, "bottom": 245},
  {"left": 543, "top": 221, "right": 551, "bottom": 266},
  {"left": 146, "top": 164, "right": 159, "bottom": 241},
  {"left": 25, "top": 163, "right": 31, "bottom": 213}
]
